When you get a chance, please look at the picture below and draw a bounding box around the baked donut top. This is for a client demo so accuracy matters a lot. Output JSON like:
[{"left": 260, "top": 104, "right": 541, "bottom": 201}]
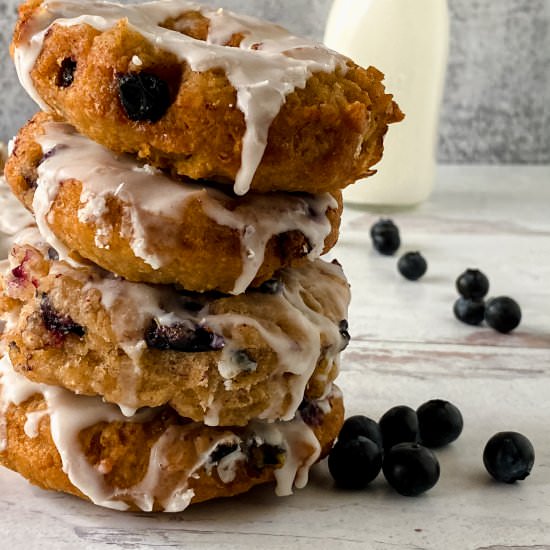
[
  {"left": 31, "top": 120, "right": 338, "bottom": 294},
  {"left": 13, "top": 0, "right": 348, "bottom": 195}
]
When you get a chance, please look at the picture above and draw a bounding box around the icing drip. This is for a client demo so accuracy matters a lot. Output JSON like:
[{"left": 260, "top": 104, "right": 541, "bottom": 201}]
[
  {"left": 0, "top": 354, "right": 155, "bottom": 510},
  {"left": 13, "top": 0, "right": 347, "bottom": 195},
  {"left": 33, "top": 122, "right": 336, "bottom": 294},
  {"left": 125, "top": 426, "right": 237, "bottom": 512},
  {"left": 249, "top": 415, "right": 321, "bottom": 496},
  {"left": 209, "top": 260, "right": 348, "bottom": 423},
  {"left": 4, "top": 228, "right": 349, "bottom": 423},
  {"left": 0, "top": 355, "right": 334, "bottom": 511}
]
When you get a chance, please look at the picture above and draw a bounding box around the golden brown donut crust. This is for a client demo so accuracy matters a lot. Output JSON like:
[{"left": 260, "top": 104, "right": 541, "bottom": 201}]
[
  {"left": 5, "top": 112, "right": 342, "bottom": 293},
  {"left": 1, "top": 239, "right": 350, "bottom": 426},
  {"left": 0, "top": 381, "right": 344, "bottom": 511},
  {"left": 12, "top": 0, "right": 403, "bottom": 193}
]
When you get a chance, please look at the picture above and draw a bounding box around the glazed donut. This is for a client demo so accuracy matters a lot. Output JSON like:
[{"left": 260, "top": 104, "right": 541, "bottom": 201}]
[
  {"left": 0, "top": 355, "right": 344, "bottom": 512},
  {"left": 12, "top": 0, "right": 403, "bottom": 195},
  {"left": 1, "top": 228, "right": 350, "bottom": 426},
  {"left": 5, "top": 113, "right": 342, "bottom": 294}
]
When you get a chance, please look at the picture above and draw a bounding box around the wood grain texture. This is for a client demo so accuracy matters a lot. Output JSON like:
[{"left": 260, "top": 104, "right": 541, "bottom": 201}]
[{"left": 1, "top": 165, "right": 549, "bottom": 549}]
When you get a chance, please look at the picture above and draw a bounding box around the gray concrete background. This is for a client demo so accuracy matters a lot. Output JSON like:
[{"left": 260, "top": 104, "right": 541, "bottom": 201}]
[{"left": 1, "top": 0, "right": 549, "bottom": 163}]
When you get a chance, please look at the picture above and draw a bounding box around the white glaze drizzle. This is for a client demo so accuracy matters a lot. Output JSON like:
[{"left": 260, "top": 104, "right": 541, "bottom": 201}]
[
  {"left": 4, "top": 228, "right": 349, "bottom": 424},
  {"left": 33, "top": 122, "right": 336, "bottom": 294},
  {"left": 0, "top": 354, "right": 155, "bottom": 510},
  {"left": 13, "top": 0, "right": 347, "bottom": 195},
  {"left": 23, "top": 409, "right": 49, "bottom": 438},
  {"left": 0, "top": 354, "right": 335, "bottom": 511}
]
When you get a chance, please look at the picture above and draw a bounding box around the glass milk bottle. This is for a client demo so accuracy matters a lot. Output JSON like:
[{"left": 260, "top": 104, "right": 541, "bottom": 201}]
[{"left": 324, "top": 0, "right": 449, "bottom": 206}]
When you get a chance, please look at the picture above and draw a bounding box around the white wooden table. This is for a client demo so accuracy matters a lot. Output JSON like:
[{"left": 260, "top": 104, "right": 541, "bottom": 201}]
[{"left": 1, "top": 165, "right": 549, "bottom": 549}]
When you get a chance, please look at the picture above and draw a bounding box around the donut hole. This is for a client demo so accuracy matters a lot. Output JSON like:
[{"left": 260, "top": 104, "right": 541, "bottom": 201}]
[{"left": 56, "top": 57, "right": 77, "bottom": 88}]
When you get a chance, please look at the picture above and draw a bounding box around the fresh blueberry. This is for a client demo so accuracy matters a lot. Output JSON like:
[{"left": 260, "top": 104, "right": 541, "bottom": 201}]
[
  {"left": 117, "top": 72, "right": 171, "bottom": 122},
  {"left": 370, "top": 219, "right": 401, "bottom": 256},
  {"left": 485, "top": 297, "right": 522, "bottom": 333},
  {"left": 398, "top": 252, "right": 427, "bottom": 281},
  {"left": 40, "top": 294, "right": 85, "bottom": 338},
  {"left": 144, "top": 319, "right": 224, "bottom": 352},
  {"left": 383, "top": 443, "right": 440, "bottom": 496},
  {"left": 456, "top": 269, "right": 489, "bottom": 299},
  {"left": 379, "top": 405, "right": 419, "bottom": 450},
  {"left": 453, "top": 297, "right": 485, "bottom": 325},
  {"left": 337, "top": 415, "right": 383, "bottom": 451},
  {"left": 483, "top": 431, "right": 535, "bottom": 483},
  {"left": 417, "top": 399, "right": 463, "bottom": 448},
  {"left": 56, "top": 57, "right": 77, "bottom": 88},
  {"left": 328, "top": 436, "right": 383, "bottom": 489}
]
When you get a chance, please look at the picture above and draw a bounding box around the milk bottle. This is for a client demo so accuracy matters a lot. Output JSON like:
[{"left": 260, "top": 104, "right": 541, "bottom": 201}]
[{"left": 324, "top": 0, "right": 449, "bottom": 206}]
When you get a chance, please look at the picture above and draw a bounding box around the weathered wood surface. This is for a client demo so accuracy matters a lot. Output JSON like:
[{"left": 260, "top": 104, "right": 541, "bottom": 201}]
[{"left": 1, "top": 165, "right": 549, "bottom": 549}]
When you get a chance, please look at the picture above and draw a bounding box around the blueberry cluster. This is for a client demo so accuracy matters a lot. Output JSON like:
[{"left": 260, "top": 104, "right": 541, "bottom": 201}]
[
  {"left": 454, "top": 269, "right": 522, "bottom": 333},
  {"left": 370, "top": 219, "right": 428, "bottom": 281},
  {"left": 329, "top": 399, "right": 461, "bottom": 496},
  {"left": 328, "top": 400, "right": 535, "bottom": 494},
  {"left": 369, "top": 219, "right": 523, "bottom": 333}
]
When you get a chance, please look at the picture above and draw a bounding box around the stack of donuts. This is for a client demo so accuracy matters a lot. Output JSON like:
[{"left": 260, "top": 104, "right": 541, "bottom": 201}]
[{"left": 0, "top": 0, "right": 402, "bottom": 511}]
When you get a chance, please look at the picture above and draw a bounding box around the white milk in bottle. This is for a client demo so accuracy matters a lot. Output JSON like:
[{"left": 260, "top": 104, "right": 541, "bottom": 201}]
[{"left": 324, "top": 0, "right": 449, "bottom": 206}]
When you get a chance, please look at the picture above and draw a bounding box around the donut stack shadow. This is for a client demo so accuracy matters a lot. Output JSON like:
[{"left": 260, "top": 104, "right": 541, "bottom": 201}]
[{"left": 0, "top": 0, "right": 402, "bottom": 512}]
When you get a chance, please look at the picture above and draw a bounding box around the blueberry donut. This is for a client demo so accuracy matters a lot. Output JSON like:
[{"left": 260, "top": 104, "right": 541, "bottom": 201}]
[
  {"left": 1, "top": 228, "right": 350, "bottom": 426},
  {"left": 12, "top": 0, "right": 403, "bottom": 195},
  {"left": 0, "top": 355, "right": 344, "bottom": 512},
  {"left": 5, "top": 113, "right": 341, "bottom": 294}
]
